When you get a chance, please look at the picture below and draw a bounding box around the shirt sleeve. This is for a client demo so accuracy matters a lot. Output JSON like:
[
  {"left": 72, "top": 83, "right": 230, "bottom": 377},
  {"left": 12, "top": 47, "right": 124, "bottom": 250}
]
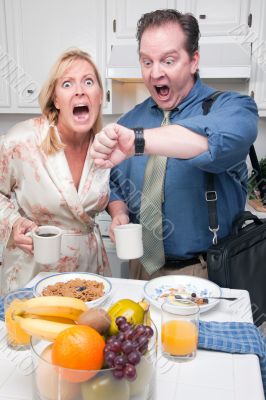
[
  {"left": 0, "top": 137, "right": 21, "bottom": 245},
  {"left": 176, "top": 92, "right": 259, "bottom": 173},
  {"left": 109, "top": 165, "right": 126, "bottom": 203}
]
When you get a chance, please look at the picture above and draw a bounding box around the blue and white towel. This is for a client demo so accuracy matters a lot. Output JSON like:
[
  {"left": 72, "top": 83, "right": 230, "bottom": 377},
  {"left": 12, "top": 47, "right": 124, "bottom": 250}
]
[{"left": 199, "top": 321, "right": 266, "bottom": 397}]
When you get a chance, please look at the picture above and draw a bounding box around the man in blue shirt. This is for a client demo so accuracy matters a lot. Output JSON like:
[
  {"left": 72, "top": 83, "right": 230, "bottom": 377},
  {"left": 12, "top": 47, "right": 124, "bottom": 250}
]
[{"left": 91, "top": 9, "right": 258, "bottom": 280}]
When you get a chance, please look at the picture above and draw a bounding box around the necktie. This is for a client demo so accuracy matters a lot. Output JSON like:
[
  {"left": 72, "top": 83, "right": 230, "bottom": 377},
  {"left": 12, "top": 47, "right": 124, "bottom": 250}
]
[{"left": 139, "top": 111, "right": 170, "bottom": 274}]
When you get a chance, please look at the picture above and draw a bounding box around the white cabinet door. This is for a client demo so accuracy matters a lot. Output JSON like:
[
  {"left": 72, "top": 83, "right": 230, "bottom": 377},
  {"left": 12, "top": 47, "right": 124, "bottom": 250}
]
[
  {"left": 176, "top": 0, "right": 251, "bottom": 36},
  {"left": 0, "top": 0, "right": 11, "bottom": 108},
  {"left": 107, "top": 0, "right": 176, "bottom": 46},
  {"left": 4, "top": 0, "right": 105, "bottom": 113}
]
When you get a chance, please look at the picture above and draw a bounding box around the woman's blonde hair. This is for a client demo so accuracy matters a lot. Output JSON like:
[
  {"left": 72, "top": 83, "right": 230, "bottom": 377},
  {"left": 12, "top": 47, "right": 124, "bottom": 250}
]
[{"left": 38, "top": 48, "right": 103, "bottom": 155}]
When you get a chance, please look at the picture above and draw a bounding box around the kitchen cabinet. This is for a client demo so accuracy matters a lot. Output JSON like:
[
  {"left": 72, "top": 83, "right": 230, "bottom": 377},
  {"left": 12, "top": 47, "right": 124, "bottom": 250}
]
[
  {"left": 106, "top": 0, "right": 175, "bottom": 47},
  {"left": 107, "top": 0, "right": 251, "bottom": 49},
  {"left": 0, "top": 0, "right": 11, "bottom": 108},
  {"left": 1, "top": 0, "right": 107, "bottom": 114},
  {"left": 249, "top": 0, "right": 266, "bottom": 117},
  {"left": 177, "top": 0, "right": 251, "bottom": 36}
]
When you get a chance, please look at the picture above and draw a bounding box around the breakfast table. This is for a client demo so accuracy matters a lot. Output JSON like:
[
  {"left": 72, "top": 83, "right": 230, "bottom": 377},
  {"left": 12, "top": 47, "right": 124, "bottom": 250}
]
[{"left": 0, "top": 273, "right": 264, "bottom": 400}]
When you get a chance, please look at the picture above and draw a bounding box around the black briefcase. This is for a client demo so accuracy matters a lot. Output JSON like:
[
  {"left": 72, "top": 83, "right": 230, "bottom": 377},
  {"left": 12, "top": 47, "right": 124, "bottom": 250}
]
[{"left": 207, "top": 211, "right": 266, "bottom": 326}]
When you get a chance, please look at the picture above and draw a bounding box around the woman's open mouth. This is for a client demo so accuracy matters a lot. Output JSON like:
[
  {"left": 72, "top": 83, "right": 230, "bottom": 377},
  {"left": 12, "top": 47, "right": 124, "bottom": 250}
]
[{"left": 72, "top": 104, "right": 89, "bottom": 121}]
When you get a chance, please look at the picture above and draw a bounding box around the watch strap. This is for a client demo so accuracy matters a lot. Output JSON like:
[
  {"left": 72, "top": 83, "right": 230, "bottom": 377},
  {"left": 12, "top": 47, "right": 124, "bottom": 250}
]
[{"left": 133, "top": 127, "right": 145, "bottom": 156}]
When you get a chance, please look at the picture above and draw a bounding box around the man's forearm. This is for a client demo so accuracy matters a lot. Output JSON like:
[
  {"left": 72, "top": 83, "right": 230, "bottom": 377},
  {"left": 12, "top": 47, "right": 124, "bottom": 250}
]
[
  {"left": 143, "top": 124, "right": 208, "bottom": 158},
  {"left": 108, "top": 200, "right": 129, "bottom": 219}
]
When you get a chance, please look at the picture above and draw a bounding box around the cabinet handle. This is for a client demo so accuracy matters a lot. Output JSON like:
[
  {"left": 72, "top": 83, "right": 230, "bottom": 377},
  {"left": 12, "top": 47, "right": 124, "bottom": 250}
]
[
  {"left": 199, "top": 14, "right": 206, "bottom": 19},
  {"left": 27, "top": 89, "right": 34, "bottom": 94},
  {"left": 113, "top": 19, "right": 116, "bottom": 33}
]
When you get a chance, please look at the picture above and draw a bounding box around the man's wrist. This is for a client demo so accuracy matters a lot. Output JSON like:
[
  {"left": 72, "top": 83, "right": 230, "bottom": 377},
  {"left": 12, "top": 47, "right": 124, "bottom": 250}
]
[{"left": 133, "top": 127, "right": 145, "bottom": 156}]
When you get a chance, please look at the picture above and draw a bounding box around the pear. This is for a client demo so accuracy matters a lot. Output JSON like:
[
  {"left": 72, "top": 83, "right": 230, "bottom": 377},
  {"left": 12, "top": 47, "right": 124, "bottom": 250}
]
[{"left": 81, "top": 371, "right": 129, "bottom": 400}]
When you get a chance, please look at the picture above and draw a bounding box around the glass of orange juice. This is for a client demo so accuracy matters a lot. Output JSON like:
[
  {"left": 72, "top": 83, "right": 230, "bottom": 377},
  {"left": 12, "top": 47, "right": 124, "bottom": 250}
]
[
  {"left": 161, "top": 300, "right": 199, "bottom": 362},
  {"left": 4, "top": 289, "right": 33, "bottom": 350}
]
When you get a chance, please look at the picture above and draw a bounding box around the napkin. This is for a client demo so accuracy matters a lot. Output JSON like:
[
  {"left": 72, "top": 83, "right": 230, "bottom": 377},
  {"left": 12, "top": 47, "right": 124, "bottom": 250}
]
[{"left": 199, "top": 321, "right": 266, "bottom": 397}]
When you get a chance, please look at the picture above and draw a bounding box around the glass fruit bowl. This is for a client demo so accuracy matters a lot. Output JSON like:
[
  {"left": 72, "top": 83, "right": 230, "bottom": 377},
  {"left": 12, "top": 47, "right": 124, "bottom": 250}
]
[{"left": 30, "top": 321, "right": 157, "bottom": 400}]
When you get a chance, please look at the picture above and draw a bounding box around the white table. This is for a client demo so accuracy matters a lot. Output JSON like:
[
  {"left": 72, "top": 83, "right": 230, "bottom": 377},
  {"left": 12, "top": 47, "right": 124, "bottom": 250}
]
[{"left": 0, "top": 273, "right": 264, "bottom": 400}]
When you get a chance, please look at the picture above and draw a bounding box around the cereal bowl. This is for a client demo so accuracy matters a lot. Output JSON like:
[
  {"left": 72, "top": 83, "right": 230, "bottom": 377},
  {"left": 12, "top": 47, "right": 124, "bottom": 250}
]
[{"left": 33, "top": 272, "right": 112, "bottom": 308}]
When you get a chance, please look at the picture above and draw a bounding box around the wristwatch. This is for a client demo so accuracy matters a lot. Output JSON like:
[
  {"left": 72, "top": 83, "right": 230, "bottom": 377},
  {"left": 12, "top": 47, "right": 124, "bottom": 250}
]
[{"left": 133, "top": 127, "right": 145, "bottom": 156}]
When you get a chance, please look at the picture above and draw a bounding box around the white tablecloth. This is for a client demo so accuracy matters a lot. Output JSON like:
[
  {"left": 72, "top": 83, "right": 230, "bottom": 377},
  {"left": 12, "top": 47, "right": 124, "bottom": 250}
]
[{"left": 0, "top": 273, "right": 264, "bottom": 400}]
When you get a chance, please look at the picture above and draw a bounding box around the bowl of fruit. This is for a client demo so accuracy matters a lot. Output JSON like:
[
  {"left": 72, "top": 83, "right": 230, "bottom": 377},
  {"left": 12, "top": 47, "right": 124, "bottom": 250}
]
[{"left": 16, "top": 295, "right": 157, "bottom": 400}]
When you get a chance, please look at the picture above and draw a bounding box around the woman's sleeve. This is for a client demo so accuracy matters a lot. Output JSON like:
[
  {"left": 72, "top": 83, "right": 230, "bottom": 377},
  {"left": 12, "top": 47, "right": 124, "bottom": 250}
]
[{"left": 0, "top": 137, "right": 21, "bottom": 245}]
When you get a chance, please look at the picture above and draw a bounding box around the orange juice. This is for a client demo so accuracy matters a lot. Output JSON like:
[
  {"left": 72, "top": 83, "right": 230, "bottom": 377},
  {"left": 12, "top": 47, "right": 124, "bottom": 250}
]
[
  {"left": 162, "top": 319, "right": 198, "bottom": 356},
  {"left": 5, "top": 299, "right": 31, "bottom": 346}
]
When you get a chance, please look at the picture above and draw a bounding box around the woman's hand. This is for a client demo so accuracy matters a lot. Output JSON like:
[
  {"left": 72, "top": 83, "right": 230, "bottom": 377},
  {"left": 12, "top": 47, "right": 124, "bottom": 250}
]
[
  {"left": 91, "top": 123, "right": 135, "bottom": 168},
  {"left": 109, "top": 213, "right": 130, "bottom": 242},
  {"left": 12, "top": 217, "right": 38, "bottom": 254}
]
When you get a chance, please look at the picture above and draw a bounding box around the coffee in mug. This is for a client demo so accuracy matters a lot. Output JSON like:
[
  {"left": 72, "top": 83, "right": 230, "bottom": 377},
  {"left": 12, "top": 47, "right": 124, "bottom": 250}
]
[{"left": 36, "top": 233, "right": 57, "bottom": 237}]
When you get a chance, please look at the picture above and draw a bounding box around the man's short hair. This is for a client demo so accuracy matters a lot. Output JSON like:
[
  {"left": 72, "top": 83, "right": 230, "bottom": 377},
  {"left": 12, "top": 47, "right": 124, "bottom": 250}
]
[{"left": 136, "top": 9, "right": 200, "bottom": 58}]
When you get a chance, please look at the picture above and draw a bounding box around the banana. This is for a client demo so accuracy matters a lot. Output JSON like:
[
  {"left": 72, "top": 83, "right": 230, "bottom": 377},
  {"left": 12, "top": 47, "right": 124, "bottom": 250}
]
[
  {"left": 14, "top": 315, "right": 74, "bottom": 341},
  {"left": 139, "top": 298, "right": 151, "bottom": 326},
  {"left": 14, "top": 296, "right": 87, "bottom": 321},
  {"left": 27, "top": 314, "right": 75, "bottom": 324}
]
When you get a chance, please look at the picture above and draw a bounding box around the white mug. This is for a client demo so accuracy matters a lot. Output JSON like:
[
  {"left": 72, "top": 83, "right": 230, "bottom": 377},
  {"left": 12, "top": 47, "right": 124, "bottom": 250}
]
[
  {"left": 27, "top": 225, "right": 62, "bottom": 264},
  {"left": 114, "top": 223, "right": 143, "bottom": 260}
]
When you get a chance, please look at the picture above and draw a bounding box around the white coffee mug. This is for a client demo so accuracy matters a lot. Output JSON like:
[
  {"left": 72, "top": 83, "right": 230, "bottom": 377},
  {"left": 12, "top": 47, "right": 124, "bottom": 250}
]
[
  {"left": 27, "top": 225, "right": 62, "bottom": 264},
  {"left": 114, "top": 223, "right": 143, "bottom": 260}
]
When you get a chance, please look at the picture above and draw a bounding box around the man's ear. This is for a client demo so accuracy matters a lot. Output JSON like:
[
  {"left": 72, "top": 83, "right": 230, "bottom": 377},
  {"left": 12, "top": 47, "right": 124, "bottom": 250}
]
[{"left": 191, "top": 51, "right": 200, "bottom": 74}]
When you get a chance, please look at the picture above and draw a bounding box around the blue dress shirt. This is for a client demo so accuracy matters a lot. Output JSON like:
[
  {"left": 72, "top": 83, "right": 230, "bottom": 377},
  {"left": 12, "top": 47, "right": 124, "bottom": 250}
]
[{"left": 109, "top": 78, "right": 258, "bottom": 258}]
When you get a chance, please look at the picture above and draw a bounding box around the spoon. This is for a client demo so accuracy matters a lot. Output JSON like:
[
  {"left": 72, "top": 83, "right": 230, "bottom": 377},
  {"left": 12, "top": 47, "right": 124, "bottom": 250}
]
[{"left": 175, "top": 294, "right": 237, "bottom": 302}]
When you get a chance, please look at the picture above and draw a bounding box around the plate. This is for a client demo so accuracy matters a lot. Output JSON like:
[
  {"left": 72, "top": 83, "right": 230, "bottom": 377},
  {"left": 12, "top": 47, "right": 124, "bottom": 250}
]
[
  {"left": 143, "top": 275, "right": 221, "bottom": 313},
  {"left": 33, "top": 272, "right": 112, "bottom": 308}
]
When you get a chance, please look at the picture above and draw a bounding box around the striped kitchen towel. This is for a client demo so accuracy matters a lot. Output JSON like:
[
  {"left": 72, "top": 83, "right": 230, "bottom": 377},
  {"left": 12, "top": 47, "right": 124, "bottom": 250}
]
[{"left": 199, "top": 321, "right": 266, "bottom": 397}]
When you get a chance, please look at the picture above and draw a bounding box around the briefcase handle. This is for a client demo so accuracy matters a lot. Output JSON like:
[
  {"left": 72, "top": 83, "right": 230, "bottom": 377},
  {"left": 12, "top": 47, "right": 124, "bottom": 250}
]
[{"left": 232, "top": 211, "right": 263, "bottom": 235}]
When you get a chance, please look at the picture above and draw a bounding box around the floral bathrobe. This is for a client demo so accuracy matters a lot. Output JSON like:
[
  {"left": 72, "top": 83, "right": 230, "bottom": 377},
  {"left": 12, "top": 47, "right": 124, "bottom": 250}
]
[{"left": 0, "top": 117, "right": 111, "bottom": 294}]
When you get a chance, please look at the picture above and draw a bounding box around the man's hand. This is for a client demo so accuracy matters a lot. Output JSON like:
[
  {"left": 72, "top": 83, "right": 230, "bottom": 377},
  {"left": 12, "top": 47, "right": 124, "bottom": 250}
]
[
  {"left": 109, "top": 213, "right": 130, "bottom": 242},
  {"left": 91, "top": 123, "right": 135, "bottom": 168},
  {"left": 12, "top": 217, "right": 38, "bottom": 254}
]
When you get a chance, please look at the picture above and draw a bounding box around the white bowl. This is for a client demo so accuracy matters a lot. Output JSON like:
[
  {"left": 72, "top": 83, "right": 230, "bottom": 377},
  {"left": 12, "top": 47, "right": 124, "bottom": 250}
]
[
  {"left": 144, "top": 275, "right": 221, "bottom": 313},
  {"left": 33, "top": 272, "right": 112, "bottom": 308}
]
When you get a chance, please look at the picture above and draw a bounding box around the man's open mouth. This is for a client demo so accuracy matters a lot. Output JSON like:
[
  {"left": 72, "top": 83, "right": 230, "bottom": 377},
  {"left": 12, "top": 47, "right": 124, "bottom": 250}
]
[{"left": 155, "top": 85, "right": 170, "bottom": 97}]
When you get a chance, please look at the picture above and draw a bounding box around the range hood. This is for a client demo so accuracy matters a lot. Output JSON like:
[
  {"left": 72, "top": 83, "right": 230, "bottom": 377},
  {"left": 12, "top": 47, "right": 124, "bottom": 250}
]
[{"left": 107, "top": 37, "right": 251, "bottom": 81}]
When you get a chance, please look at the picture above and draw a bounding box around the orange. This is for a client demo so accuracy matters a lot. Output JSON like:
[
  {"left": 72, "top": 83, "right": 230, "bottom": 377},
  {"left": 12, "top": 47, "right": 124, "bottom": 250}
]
[
  {"left": 5, "top": 299, "right": 31, "bottom": 346},
  {"left": 51, "top": 325, "right": 105, "bottom": 383},
  {"left": 162, "top": 320, "right": 198, "bottom": 356}
]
